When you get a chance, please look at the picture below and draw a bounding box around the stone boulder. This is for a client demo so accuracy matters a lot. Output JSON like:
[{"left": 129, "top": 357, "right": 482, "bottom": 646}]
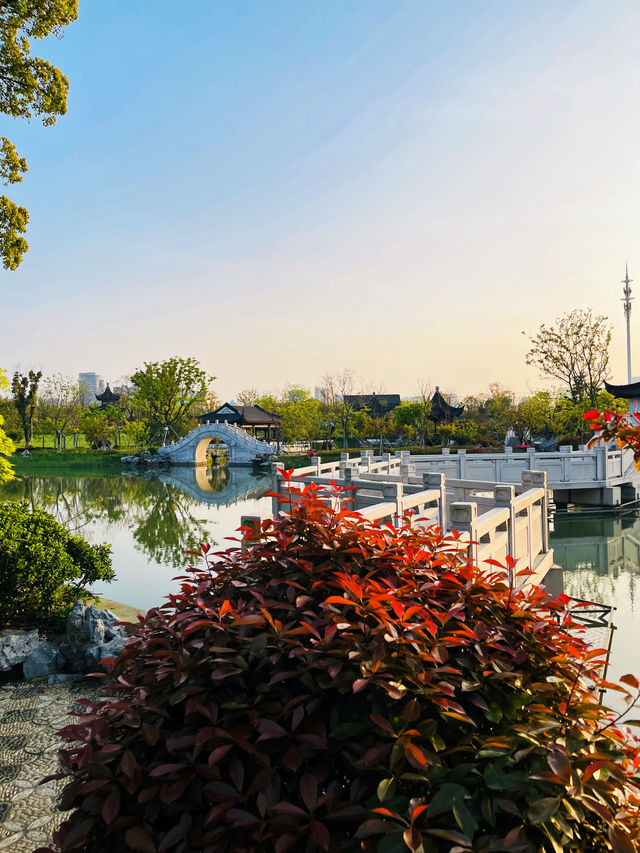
[
  {"left": 0, "top": 629, "right": 44, "bottom": 671},
  {"left": 23, "top": 643, "right": 58, "bottom": 680},
  {"left": 20, "top": 601, "right": 131, "bottom": 681}
]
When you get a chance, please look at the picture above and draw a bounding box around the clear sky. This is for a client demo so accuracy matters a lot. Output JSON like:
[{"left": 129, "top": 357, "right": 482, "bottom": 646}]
[{"left": 2, "top": 0, "right": 640, "bottom": 401}]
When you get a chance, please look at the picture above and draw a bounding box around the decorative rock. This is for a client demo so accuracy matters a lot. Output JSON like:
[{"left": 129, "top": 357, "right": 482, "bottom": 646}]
[
  {"left": 47, "top": 673, "right": 86, "bottom": 684},
  {"left": 22, "top": 644, "right": 58, "bottom": 680},
  {"left": 0, "top": 630, "right": 44, "bottom": 672},
  {"left": 97, "top": 635, "right": 127, "bottom": 662},
  {"left": 82, "top": 606, "right": 105, "bottom": 646}
]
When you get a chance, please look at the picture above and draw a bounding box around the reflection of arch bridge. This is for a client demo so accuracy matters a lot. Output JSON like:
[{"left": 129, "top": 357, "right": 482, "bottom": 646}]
[
  {"left": 155, "top": 466, "right": 272, "bottom": 506},
  {"left": 156, "top": 421, "right": 276, "bottom": 467}
]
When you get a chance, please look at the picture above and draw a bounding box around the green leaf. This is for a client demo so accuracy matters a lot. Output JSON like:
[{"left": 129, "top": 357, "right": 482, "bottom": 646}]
[
  {"left": 426, "top": 783, "right": 467, "bottom": 819},
  {"left": 528, "top": 797, "right": 560, "bottom": 825},
  {"left": 377, "top": 777, "right": 396, "bottom": 803}
]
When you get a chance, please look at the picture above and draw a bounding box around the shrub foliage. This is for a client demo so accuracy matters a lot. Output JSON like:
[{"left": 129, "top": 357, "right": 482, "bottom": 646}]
[
  {"left": 0, "top": 500, "right": 113, "bottom": 626},
  {"left": 45, "top": 476, "right": 640, "bottom": 852}
]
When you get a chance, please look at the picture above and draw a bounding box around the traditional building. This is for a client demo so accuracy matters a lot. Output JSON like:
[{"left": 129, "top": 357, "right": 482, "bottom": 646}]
[
  {"left": 429, "top": 386, "right": 464, "bottom": 433},
  {"left": 197, "top": 403, "right": 281, "bottom": 442},
  {"left": 343, "top": 394, "right": 401, "bottom": 417},
  {"left": 95, "top": 385, "right": 121, "bottom": 409}
]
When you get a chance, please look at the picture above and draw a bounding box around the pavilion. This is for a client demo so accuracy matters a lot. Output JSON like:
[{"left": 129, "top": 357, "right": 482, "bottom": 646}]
[
  {"left": 429, "top": 386, "right": 464, "bottom": 435},
  {"left": 197, "top": 403, "right": 281, "bottom": 442},
  {"left": 95, "top": 385, "right": 121, "bottom": 409}
]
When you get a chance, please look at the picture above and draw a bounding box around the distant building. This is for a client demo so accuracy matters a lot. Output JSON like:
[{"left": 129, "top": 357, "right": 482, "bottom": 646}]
[
  {"left": 79, "top": 372, "right": 104, "bottom": 404},
  {"left": 343, "top": 394, "right": 401, "bottom": 417},
  {"left": 314, "top": 387, "right": 327, "bottom": 402}
]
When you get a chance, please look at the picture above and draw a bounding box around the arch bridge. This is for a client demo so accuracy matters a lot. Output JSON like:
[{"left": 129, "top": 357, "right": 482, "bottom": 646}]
[{"left": 156, "top": 421, "right": 276, "bottom": 467}]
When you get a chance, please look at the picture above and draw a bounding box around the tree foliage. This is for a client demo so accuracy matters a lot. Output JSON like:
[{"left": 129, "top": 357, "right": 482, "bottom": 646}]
[
  {"left": 40, "top": 373, "right": 83, "bottom": 447},
  {"left": 0, "top": 367, "right": 15, "bottom": 482},
  {"left": 0, "top": 499, "right": 113, "bottom": 626},
  {"left": 526, "top": 309, "right": 612, "bottom": 406},
  {"left": 46, "top": 478, "right": 640, "bottom": 853},
  {"left": 0, "top": 0, "right": 78, "bottom": 269},
  {"left": 131, "top": 356, "right": 212, "bottom": 439},
  {"left": 11, "top": 367, "right": 41, "bottom": 447}
]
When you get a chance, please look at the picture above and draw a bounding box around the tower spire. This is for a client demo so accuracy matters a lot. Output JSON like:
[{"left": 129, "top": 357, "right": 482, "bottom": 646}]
[{"left": 622, "top": 263, "right": 633, "bottom": 382}]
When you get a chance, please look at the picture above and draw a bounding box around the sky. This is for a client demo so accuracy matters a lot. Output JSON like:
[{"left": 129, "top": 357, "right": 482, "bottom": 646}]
[{"left": 2, "top": 0, "right": 640, "bottom": 402}]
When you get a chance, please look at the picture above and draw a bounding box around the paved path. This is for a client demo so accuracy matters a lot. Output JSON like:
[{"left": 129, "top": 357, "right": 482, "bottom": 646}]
[{"left": 0, "top": 680, "right": 98, "bottom": 853}]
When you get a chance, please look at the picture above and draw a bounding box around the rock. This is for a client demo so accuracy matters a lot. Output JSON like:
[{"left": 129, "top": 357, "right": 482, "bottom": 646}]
[
  {"left": 0, "top": 629, "right": 44, "bottom": 671},
  {"left": 97, "top": 635, "right": 127, "bottom": 662},
  {"left": 82, "top": 606, "right": 105, "bottom": 645},
  {"left": 23, "top": 643, "right": 58, "bottom": 680},
  {"left": 66, "top": 601, "right": 85, "bottom": 638},
  {"left": 47, "top": 673, "right": 86, "bottom": 684}
]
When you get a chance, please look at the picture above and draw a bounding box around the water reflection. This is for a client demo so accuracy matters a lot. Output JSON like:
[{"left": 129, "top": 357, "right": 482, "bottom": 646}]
[
  {"left": 0, "top": 467, "right": 272, "bottom": 570},
  {"left": 551, "top": 508, "right": 640, "bottom": 709}
]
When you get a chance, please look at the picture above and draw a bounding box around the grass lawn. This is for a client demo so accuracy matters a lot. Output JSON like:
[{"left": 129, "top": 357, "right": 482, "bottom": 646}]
[{"left": 10, "top": 448, "right": 129, "bottom": 475}]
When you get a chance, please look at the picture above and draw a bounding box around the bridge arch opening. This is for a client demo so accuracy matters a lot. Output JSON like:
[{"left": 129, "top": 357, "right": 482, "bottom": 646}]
[{"left": 195, "top": 436, "right": 229, "bottom": 467}]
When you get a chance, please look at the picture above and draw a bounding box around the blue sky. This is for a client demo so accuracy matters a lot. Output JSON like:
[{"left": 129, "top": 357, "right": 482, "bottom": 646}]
[{"left": 2, "top": 1, "right": 639, "bottom": 400}]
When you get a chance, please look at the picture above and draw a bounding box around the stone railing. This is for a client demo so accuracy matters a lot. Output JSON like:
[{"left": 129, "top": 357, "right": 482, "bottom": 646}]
[{"left": 268, "top": 463, "right": 557, "bottom": 590}]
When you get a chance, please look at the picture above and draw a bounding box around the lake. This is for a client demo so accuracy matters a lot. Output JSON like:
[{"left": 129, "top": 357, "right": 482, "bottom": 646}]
[
  {"left": 1, "top": 467, "right": 638, "bottom": 705},
  {"left": 0, "top": 466, "right": 274, "bottom": 612}
]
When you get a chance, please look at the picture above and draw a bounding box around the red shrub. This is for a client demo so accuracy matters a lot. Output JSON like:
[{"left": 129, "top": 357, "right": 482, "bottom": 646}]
[{"left": 42, "top": 475, "right": 640, "bottom": 852}]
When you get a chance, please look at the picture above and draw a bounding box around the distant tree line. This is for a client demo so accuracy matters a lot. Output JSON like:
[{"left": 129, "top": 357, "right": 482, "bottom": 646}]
[{"left": 0, "top": 308, "right": 625, "bottom": 462}]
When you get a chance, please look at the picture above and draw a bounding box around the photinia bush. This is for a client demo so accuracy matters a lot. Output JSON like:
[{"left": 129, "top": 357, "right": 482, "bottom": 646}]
[
  {"left": 585, "top": 408, "right": 640, "bottom": 470},
  {"left": 42, "top": 473, "right": 640, "bottom": 852}
]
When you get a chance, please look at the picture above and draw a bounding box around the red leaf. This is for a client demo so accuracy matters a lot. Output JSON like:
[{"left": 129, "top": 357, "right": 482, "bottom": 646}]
[
  {"left": 124, "top": 826, "right": 156, "bottom": 853},
  {"left": 609, "top": 826, "right": 636, "bottom": 853},
  {"left": 149, "top": 763, "right": 184, "bottom": 777},
  {"left": 310, "top": 820, "right": 331, "bottom": 850},
  {"left": 404, "top": 826, "right": 423, "bottom": 851},
  {"left": 300, "top": 773, "right": 317, "bottom": 812},
  {"left": 101, "top": 791, "right": 120, "bottom": 825}
]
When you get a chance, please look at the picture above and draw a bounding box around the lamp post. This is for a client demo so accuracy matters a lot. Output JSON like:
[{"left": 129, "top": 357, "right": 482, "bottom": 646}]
[{"left": 622, "top": 263, "right": 633, "bottom": 383}]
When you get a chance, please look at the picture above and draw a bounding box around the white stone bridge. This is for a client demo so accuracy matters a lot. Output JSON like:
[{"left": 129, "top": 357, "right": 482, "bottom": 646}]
[{"left": 156, "top": 421, "right": 276, "bottom": 467}]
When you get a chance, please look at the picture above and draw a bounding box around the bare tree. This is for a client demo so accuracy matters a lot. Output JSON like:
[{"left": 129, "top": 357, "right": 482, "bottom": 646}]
[
  {"left": 415, "top": 378, "right": 433, "bottom": 447},
  {"left": 525, "top": 309, "right": 611, "bottom": 406},
  {"left": 40, "top": 374, "right": 83, "bottom": 449},
  {"left": 321, "top": 369, "right": 356, "bottom": 449},
  {"left": 236, "top": 388, "right": 258, "bottom": 405}
]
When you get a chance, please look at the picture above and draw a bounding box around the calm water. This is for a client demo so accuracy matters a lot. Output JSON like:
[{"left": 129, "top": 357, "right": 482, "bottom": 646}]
[
  {"left": 551, "top": 508, "right": 640, "bottom": 700},
  {"left": 1, "top": 469, "right": 639, "bottom": 699},
  {"left": 0, "top": 467, "right": 274, "bottom": 612}
]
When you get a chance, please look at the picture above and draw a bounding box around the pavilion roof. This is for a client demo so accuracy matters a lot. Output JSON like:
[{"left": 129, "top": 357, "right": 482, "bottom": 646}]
[
  {"left": 604, "top": 380, "right": 640, "bottom": 399},
  {"left": 429, "top": 387, "right": 464, "bottom": 423},
  {"left": 198, "top": 403, "right": 282, "bottom": 426},
  {"left": 95, "top": 385, "right": 120, "bottom": 406}
]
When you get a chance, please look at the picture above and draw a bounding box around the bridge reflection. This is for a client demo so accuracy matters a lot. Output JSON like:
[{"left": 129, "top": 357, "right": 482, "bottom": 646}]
[{"left": 153, "top": 465, "right": 273, "bottom": 507}]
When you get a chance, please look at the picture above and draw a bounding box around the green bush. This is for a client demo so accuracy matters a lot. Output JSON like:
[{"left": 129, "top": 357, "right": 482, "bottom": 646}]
[
  {"left": 0, "top": 501, "right": 114, "bottom": 627},
  {"left": 46, "top": 478, "right": 640, "bottom": 852}
]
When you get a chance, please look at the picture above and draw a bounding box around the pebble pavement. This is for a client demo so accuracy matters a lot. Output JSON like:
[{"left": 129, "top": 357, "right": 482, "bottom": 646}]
[{"left": 0, "top": 679, "right": 98, "bottom": 853}]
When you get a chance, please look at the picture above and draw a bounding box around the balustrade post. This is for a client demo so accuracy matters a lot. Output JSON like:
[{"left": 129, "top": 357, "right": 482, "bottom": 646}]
[
  {"left": 458, "top": 448, "right": 466, "bottom": 478},
  {"left": 596, "top": 445, "right": 607, "bottom": 481},
  {"left": 494, "top": 484, "right": 516, "bottom": 559},
  {"left": 382, "top": 452, "right": 391, "bottom": 473},
  {"left": 423, "top": 472, "right": 446, "bottom": 529},
  {"left": 527, "top": 447, "right": 536, "bottom": 469},
  {"left": 315, "top": 456, "right": 322, "bottom": 476},
  {"left": 381, "top": 481, "right": 403, "bottom": 524},
  {"left": 450, "top": 502, "right": 478, "bottom": 564},
  {"left": 521, "top": 470, "right": 549, "bottom": 552},
  {"left": 400, "top": 462, "right": 415, "bottom": 483},
  {"left": 559, "top": 444, "right": 571, "bottom": 482}
]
